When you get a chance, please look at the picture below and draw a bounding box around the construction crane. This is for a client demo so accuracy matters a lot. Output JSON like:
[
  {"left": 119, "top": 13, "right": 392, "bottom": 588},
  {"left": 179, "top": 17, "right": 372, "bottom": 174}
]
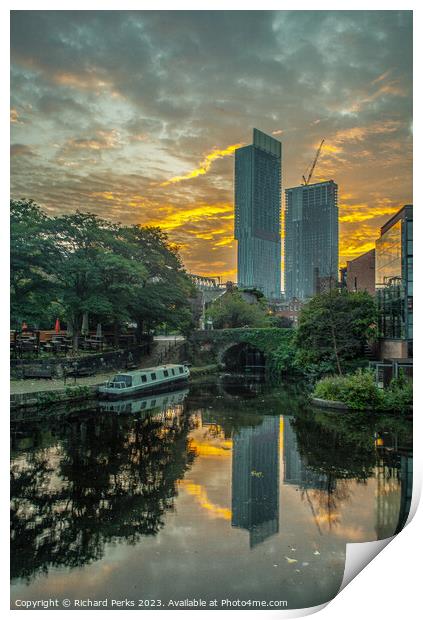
[{"left": 302, "top": 139, "right": 325, "bottom": 186}]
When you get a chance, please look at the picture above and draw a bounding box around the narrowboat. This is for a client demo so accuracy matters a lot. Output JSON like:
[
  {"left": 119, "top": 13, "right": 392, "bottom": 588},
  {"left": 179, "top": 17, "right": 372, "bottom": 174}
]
[{"left": 97, "top": 363, "right": 190, "bottom": 399}]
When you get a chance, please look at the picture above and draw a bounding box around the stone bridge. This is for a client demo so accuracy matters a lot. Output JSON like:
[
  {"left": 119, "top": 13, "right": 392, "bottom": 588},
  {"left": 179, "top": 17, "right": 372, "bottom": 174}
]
[{"left": 189, "top": 328, "right": 294, "bottom": 371}]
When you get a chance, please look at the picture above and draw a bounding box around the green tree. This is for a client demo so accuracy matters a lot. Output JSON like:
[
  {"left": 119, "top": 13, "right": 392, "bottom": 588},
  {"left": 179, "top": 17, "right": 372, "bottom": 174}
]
[
  {"left": 206, "top": 290, "right": 270, "bottom": 329},
  {"left": 120, "top": 225, "right": 196, "bottom": 337},
  {"left": 11, "top": 202, "right": 197, "bottom": 346},
  {"left": 295, "top": 290, "right": 377, "bottom": 375},
  {"left": 51, "top": 212, "right": 147, "bottom": 350},
  {"left": 10, "top": 199, "right": 60, "bottom": 328}
]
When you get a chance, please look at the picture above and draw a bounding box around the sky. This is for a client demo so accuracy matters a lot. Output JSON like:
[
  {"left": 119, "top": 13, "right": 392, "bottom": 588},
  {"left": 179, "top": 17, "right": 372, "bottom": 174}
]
[{"left": 10, "top": 10, "right": 413, "bottom": 283}]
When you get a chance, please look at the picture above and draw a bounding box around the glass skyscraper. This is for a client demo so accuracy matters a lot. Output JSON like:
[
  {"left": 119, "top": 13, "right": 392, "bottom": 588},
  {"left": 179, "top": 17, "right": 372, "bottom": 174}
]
[
  {"left": 284, "top": 180, "right": 338, "bottom": 300},
  {"left": 375, "top": 204, "right": 413, "bottom": 358},
  {"left": 234, "top": 129, "right": 282, "bottom": 299}
]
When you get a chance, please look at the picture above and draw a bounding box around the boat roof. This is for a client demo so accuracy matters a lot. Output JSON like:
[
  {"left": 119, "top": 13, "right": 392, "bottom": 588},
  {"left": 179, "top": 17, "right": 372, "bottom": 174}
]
[{"left": 114, "top": 364, "right": 185, "bottom": 377}]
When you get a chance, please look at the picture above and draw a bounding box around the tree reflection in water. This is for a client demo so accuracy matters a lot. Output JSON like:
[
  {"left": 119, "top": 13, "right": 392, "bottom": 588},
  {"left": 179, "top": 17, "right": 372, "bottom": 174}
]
[
  {"left": 11, "top": 378, "right": 413, "bottom": 593},
  {"left": 11, "top": 407, "right": 196, "bottom": 582},
  {"left": 288, "top": 409, "right": 412, "bottom": 536}
]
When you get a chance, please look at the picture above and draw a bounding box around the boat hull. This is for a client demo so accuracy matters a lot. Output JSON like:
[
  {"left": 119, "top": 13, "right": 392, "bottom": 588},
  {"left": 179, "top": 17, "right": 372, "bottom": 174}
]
[{"left": 98, "top": 376, "right": 189, "bottom": 400}]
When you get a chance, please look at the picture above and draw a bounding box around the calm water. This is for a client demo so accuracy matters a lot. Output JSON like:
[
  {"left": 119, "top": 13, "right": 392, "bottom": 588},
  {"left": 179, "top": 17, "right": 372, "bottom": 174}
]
[{"left": 10, "top": 376, "right": 412, "bottom": 610}]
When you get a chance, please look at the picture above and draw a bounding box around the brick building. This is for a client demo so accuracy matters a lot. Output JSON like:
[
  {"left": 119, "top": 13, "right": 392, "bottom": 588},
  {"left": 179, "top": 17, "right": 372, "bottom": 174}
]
[{"left": 346, "top": 249, "right": 375, "bottom": 295}]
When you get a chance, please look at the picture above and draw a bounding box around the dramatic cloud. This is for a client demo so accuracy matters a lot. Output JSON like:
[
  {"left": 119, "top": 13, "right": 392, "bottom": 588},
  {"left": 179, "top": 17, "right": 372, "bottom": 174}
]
[
  {"left": 10, "top": 10, "right": 412, "bottom": 283},
  {"left": 161, "top": 144, "right": 243, "bottom": 186}
]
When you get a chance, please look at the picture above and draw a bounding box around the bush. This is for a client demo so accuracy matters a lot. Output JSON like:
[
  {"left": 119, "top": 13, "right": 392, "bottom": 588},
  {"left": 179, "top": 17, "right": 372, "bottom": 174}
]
[
  {"left": 382, "top": 373, "right": 413, "bottom": 414},
  {"left": 314, "top": 369, "right": 382, "bottom": 410},
  {"left": 313, "top": 369, "right": 413, "bottom": 413}
]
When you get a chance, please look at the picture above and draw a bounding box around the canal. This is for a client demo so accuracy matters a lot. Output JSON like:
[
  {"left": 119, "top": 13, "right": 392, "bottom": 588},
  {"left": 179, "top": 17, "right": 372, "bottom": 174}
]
[{"left": 10, "top": 375, "right": 412, "bottom": 610}]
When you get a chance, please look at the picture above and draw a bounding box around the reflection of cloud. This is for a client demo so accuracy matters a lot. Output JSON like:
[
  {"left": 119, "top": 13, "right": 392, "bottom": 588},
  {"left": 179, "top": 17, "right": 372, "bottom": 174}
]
[
  {"left": 179, "top": 479, "right": 232, "bottom": 520},
  {"left": 189, "top": 439, "right": 232, "bottom": 458}
]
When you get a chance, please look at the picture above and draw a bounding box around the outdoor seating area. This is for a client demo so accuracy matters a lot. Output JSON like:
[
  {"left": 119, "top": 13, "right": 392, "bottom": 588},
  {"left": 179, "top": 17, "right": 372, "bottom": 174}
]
[
  {"left": 10, "top": 330, "right": 73, "bottom": 358},
  {"left": 10, "top": 324, "right": 138, "bottom": 359}
]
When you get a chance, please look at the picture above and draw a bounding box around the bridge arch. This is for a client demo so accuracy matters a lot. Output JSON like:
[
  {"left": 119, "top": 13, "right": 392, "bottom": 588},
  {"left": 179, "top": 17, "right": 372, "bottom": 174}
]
[
  {"left": 219, "top": 341, "right": 266, "bottom": 372},
  {"left": 189, "top": 328, "right": 294, "bottom": 374}
]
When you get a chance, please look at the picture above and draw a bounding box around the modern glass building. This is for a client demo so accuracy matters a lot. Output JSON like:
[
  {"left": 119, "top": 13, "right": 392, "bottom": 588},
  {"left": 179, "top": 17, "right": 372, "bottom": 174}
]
[
  {"left": 284, "top": 180, "right": 338, "bottom": 300},
  {"left": 234, "top": 129, "right": 281, "bottom": 299},
  {"left": 375, "top": 205, "right": 413, "bottom": 359}
]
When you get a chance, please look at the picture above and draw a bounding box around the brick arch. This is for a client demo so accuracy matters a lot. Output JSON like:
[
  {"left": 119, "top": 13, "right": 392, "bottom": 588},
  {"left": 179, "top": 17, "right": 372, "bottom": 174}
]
[{"left": 217, "top": 341, "right": 267, "bottom": 369}]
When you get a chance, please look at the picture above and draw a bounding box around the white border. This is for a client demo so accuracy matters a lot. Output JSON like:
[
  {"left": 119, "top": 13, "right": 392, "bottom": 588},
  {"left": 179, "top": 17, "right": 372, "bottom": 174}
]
[{"left": 2, "top": 2, "right": 420, "bottom": 619}]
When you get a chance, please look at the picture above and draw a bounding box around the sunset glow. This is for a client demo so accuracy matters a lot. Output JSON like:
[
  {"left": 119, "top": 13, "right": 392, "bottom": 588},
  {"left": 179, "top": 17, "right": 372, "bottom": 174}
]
[{"left": 11, "top": 11, "right": 412, "bottom": 283}]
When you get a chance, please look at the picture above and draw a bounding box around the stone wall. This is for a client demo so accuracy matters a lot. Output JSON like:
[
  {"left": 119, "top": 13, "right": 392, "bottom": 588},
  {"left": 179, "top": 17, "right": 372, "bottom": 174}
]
[{"left": 10, "top": 343, "right": 150, "bottom": 379}]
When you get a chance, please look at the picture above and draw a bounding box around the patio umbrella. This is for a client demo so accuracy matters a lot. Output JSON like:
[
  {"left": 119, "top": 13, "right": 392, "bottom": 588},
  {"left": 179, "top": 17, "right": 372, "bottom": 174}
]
[
  {"left": 81, "top": 312, "right": 89, "bottom": 336},
  {"left": 55, "top": 318, "right": 61, "bottom": 333},
  {"left": 96, "top": 323, "right": 102, "bottom": 338}
]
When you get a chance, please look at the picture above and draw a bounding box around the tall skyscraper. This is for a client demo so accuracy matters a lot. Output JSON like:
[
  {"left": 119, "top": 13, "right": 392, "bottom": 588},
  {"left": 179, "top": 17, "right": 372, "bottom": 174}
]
[
  {"left": 284, "top": 180, "right": 338, "bottom": 300},
  {"left": 235, "top": 129, "right": 282, "bottom": 299}
]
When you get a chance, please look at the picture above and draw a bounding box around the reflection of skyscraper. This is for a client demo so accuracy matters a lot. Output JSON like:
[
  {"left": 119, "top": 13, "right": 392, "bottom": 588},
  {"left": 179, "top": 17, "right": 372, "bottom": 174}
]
[
  {"left": 375, "top": 449, "right": 413, "bottom": 539},
  {"left": 283, "top": 418, "right": 330, "bottom": 490},
  {"left": 231, "top": 416, "right": 279, "bottom": 547},
  {"left": 395, "top": 455, "right": 413, "bottom": 534},
  {"left": 375, "top": 461, "right": 401, "bottom": 540}
]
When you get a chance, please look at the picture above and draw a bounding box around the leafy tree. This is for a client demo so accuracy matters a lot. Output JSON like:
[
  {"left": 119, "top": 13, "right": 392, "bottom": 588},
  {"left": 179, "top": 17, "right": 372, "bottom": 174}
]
[
  {"left": 270, "top": 315, "right": 293, "bottom": 328},
  {"left": 120, "top": 225, "right": 196, "bottom": 338},
  {"left": 10, "top": 201, "right": 197, "bottom": 346},
  {"left": 10, "top": 199, "right": 60, "bottom": 328},
  {"left": 206, "top": 289, "right": 270, "bottom": 329},
  {"left": 295, "top": 290, "right": 377, "bottom": 375},
  {"left": 51, "top": 212, "right": 147, "bottom": 350}
]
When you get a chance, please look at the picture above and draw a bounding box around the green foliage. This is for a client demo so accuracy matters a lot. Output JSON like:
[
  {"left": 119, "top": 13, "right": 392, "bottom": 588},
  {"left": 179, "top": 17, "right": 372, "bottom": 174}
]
[
  {"left": 313, "top": 369, "right": 413, "bottom": 413},
  {"left": 295, "top": 290, "right": 377, "bottom": 375},
  {"left": 314, "top": 369, "right": 382, "bottom": 410},
  {"left": 10, "top": 199, "right": 61, "bottom": 327},
  {"left": 195, "top": 327, "right": 297, "bottom": 374},
  {"left": 206, "top": 290, "right": 270, "bottom": 329},
  {"left": 10, "top": 200, "right": 197, "bottom": 346},
  {"left": 382, "top": 372, "right": 413, "bottom": 414},
  {"left": 64, "top": 385, "right": 92, "bottom": 399},
  {"left": 269, "top": 315, "right": 293, "bottom": 328}
]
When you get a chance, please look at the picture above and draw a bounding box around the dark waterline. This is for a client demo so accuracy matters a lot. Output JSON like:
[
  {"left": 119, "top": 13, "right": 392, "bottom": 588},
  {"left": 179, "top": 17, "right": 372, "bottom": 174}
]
[{"left": 10, "top": 376, "right": 412, "bottom": 610}]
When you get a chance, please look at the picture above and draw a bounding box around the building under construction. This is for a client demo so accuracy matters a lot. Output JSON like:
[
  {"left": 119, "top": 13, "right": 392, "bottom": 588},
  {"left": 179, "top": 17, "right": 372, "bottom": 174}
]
[{"left": 284, "top": 180, "right": 339, "bottom": 300}]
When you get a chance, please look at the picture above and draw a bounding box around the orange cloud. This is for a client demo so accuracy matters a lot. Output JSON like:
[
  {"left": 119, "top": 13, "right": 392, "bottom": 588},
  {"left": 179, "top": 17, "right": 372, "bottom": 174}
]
[
  {"left": 161, "top": 143, "right": 243, "bottom": 186},
  {"left": 146, "top": 203, "right": 233, "bottom": 231},
  {"left": 340, "top": 204, "right": 399, "bottom": 224},
  {"left": 10, "top": 109, "right": 19, "bottom": 123},
  {"left": 64, "top": 129, "right": 121, "bottom": 151},
  {"left": 54, "top": 72, "right": 112, "bottom": 91}
]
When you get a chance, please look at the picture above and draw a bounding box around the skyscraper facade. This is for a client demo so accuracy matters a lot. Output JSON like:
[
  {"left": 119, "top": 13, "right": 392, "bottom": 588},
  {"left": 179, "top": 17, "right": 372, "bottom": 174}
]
[
  {"left": 235, "top": 129, "right": 282, "bottom": 299},
  {"left": 375, "top": 204, "right": 413, "bottom": 359},
  {"left": 284, "top": 180, "right": 338, "bottom": 300}
]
